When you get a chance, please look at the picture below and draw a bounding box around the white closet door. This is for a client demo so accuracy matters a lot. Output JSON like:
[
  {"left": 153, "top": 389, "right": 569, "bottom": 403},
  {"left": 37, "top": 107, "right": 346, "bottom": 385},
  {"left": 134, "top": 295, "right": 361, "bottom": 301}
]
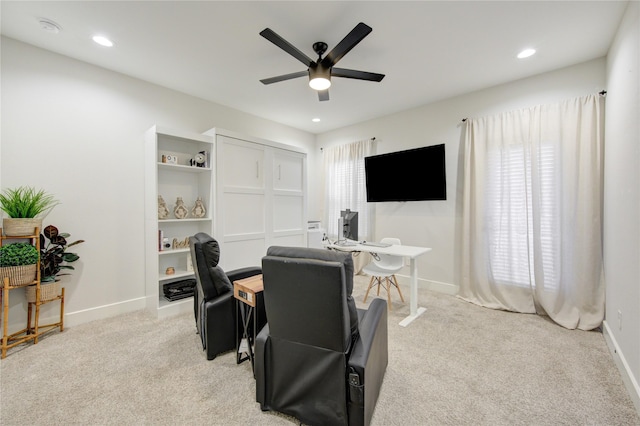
[
  {"left": 270, "top": 149, "right": 306, "bottom": 248},
  {"left": 216, "top": 136, "right": 266, "bottom": 270}
]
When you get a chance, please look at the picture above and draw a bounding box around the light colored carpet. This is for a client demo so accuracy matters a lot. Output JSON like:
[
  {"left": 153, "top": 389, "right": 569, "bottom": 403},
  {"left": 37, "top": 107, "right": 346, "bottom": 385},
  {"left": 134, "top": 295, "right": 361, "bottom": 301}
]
[{"left": 1, "top": 275, "right": 638, "bottom": 425}]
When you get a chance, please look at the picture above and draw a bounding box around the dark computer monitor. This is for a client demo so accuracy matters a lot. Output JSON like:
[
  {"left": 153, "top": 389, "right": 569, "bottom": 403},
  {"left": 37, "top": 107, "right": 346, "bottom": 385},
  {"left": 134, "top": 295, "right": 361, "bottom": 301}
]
[{"left": 340, "top": 209, "right": 358, "bottom": 241}]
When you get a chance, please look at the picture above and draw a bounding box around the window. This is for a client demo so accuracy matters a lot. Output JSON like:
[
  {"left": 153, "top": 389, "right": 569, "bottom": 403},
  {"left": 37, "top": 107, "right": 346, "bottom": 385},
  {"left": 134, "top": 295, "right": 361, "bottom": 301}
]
[
  {"left": 323, "top": 139, "right": 375, "bottom": 241},
  {"left": 485, "top": 142, "right": 559, "bottom": 290}
]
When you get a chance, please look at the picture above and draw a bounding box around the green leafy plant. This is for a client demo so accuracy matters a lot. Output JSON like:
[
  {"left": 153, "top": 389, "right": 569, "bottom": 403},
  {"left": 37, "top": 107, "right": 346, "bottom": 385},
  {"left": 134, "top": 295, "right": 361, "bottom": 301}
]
[
  {"left": 0, "top": 243, "right": 39, "bottom": 267},
  {"left": 0, "top": 186, "right": 59, "bottom": 218},
  {"left": 40, "top": 225, "right": 85, "bottom": 283}
]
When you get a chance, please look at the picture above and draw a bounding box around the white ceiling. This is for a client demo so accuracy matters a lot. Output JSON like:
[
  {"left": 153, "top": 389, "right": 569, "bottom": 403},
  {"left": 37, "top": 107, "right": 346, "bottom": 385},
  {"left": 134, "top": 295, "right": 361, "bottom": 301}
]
[{"left": 0, "top": 1, "right": 628, "bottom": 134}]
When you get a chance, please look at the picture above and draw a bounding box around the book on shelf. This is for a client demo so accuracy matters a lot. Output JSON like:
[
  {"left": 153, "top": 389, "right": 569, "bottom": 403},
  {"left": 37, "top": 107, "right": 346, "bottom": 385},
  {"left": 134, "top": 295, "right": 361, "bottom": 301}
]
[{"left": 158, "top": 229, "right": 166, "bottom": 251}]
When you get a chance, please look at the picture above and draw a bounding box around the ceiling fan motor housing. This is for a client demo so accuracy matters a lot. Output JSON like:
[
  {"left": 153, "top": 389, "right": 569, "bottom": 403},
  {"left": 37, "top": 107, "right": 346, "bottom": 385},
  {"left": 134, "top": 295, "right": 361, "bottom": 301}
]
[{"left": 312, "top": 42, "right": 328, "bottom": 57}]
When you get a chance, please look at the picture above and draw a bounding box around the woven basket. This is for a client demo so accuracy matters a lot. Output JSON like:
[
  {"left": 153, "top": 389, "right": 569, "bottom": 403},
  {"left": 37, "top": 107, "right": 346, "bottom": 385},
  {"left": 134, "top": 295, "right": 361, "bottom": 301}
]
[
  {"left": 26, "top": 282, "right": 60, "bottom": 303},
  {"left": 0, "top": 264, "right": 37, "bottom": 287},
  {"left": 2, "top": 218, "right": 42, "bottom": 237}
]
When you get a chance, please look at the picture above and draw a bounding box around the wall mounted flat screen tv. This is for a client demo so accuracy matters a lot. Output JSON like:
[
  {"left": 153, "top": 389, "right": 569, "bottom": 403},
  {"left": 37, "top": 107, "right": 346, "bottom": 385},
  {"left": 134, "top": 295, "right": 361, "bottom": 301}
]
[{"left": 364, "top": 144, "right": 446, "bottom": 202}]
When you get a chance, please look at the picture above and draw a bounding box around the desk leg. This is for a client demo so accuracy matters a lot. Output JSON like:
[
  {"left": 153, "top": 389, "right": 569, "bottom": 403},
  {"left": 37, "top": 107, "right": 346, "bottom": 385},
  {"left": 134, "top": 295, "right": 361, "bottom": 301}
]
[{"left": 399, "top": 257, "right": 427, "bottom": 327}]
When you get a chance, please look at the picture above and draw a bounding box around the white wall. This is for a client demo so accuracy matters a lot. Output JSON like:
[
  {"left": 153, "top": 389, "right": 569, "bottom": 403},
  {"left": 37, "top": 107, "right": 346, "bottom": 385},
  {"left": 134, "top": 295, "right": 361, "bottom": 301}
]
[
  {"left": 316, "top": 58, "right": 606, "bottom": 293},
  {"left": 0, "top": 37, "right": 316, "bottom": 329},
  {"left": 603, "top": 1, "right": 640, "bottom": 412}
]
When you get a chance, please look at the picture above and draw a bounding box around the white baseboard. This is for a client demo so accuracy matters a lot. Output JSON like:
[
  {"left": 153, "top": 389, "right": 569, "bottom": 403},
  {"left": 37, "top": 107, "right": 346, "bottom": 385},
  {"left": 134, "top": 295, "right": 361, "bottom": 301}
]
[
  {"left": 395, "top": 274, "right": 459, "bottom": 295},
  {"left": 602, "top": 320, "right": 640, "bottom": 415},
  {"left": 64, "top": 297, "right": 147, "bottom": 328},
  {"left": 5, "top": 297, "right": 147, "bottom": 336}
]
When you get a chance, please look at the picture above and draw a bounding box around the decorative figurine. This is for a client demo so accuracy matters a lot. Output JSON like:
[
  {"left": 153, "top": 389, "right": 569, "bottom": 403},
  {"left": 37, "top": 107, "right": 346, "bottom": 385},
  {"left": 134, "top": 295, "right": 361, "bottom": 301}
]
[
  {"left": 172, "top": 237, "right": 190, "bottom": 250},
  {"left": 158, "top": 195, "right": 170, "bottom": 220},
  {"left": 192, "top": 196, "right": 206, "bottom": 218},
  {"left": 173, "top": 197, "right": 189, "bottom": 219}
]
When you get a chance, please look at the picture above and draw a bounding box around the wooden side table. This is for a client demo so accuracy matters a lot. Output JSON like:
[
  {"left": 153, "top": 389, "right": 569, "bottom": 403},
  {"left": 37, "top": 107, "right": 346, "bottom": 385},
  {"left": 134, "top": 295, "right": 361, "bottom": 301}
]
[{"left": 233, "top": 274, "right": 265, "bottom": 375}]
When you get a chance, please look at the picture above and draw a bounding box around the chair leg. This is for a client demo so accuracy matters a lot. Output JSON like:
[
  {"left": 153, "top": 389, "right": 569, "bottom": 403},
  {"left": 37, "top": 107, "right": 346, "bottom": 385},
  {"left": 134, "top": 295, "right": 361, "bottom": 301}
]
[
  {"left": 391, "top": 275, "right": 405, "bottom": 303},
  {"left": 363, "top": 276, "right": 376, "bottom": 303},
  {"left": 376, "top": 277, "right": 382, "bottom": 296},
  {"left": 384, "top": 277, "right": 393, "bottom": 311}
]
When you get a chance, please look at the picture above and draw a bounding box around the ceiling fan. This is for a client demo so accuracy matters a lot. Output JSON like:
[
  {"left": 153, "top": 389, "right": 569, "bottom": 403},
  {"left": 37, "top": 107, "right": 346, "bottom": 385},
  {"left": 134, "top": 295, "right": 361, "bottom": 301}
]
[{"left": 259, "top": 22, "right": 385, "bottom": 101}]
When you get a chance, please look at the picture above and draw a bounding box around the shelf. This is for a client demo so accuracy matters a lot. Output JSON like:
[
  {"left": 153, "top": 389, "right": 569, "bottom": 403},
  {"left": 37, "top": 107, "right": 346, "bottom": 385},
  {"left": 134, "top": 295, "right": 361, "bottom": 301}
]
[
  {"left": 145, "top": 125, "right": 214, "bottom": 319},
  {"left": 159, "top": 270, "right": 194, "bottom": 282},
  {"left": 159, "top": 248, "right": 190, "bottom": 256},
  {"left": 157, "top": 163, "right": 211, "bottom": 173},
  {"left": 158, "top": 218, "right": 211, "bottom": 223},
  {"left": 158, "top": 295, "right": 193, "bottom": 310}
]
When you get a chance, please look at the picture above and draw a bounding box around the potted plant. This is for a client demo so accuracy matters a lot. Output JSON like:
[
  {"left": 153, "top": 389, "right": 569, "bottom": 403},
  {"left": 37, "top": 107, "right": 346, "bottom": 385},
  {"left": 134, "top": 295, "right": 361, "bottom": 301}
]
[
  {"left": 0, "top": 186, "right": 59, "bottom": 237},
  {"left": 0, "top": 242, "right": 39, "bottom": 286},
  {"left": 25, "top": 225, "right": 84, "bottom": 303},
  {"left": 40, "top": 225, "right": 84, "bottom": 281}
]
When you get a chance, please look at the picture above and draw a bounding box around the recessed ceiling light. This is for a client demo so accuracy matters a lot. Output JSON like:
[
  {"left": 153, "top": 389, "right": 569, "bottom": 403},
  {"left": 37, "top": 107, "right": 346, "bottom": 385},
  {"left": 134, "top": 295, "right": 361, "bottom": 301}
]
[
  {"left": 517, "top": 48, "right": 536, "bottom": 59},
  {"left": 39, "top": 18, "right": 61, "bottom": 33},
  {"left": 93, "top": 35, "right": 114, "bottom": 47},
  {"left": 312, "top": 118, "right": 321, "bottom": 123}
]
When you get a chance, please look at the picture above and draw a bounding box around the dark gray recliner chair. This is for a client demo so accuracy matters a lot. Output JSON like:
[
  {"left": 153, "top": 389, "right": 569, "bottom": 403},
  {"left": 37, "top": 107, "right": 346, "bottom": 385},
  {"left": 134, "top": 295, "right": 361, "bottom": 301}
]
[
  {"left": 255, "top": 246, "right": 388, "bottom": 426},
  {"left": 189, "top": 232, "right": 262, "bottom": 360}
]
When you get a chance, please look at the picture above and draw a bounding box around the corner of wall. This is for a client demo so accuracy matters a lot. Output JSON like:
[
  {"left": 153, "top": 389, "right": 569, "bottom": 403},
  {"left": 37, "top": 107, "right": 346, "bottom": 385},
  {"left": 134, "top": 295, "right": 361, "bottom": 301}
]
[{"left": 603, "top": 320, "right": 640, "bottom": 415}]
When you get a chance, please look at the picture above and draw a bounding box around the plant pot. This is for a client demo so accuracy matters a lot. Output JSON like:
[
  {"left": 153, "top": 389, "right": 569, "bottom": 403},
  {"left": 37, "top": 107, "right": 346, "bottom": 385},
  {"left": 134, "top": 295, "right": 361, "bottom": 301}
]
[
  {"left": 0, "top": 264, "right": 37, "bottom": 287},
  {"left": 2, "top": 218, "right": 42, "bottom": 237},
  {"left": 26, "top": 282, "right": 60, "bottom": 302}
]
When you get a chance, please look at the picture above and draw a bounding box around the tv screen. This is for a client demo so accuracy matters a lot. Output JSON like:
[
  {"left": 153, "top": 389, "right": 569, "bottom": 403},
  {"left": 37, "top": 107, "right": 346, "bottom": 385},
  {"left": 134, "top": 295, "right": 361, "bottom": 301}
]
[{"left": 364, "top": 144, "right": 446, "bottom": 202}]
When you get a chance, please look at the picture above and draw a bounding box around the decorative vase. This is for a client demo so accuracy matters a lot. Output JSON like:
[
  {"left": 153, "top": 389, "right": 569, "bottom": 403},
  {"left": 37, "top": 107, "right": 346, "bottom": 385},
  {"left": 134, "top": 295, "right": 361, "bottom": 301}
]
[
  {"left": 2, "top": 218, "right": 42, "bottom": 237},
  {"left": 0, "top": 264, "right": 37, "bottom": 287}
]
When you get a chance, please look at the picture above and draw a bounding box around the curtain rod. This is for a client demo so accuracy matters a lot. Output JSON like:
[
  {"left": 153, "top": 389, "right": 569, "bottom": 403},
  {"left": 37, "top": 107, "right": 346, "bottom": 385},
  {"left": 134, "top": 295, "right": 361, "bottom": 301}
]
[
  {"left": 461, "top": 90, "right": 607, "bottom": 123},
  {"left": 320, "top": 137, "right": 376, "bottom": 151}
]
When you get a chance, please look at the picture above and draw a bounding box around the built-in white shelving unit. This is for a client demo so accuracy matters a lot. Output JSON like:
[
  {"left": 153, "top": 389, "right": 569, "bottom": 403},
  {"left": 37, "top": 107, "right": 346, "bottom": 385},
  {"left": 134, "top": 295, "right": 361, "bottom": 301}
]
[
  {"left": 144, "top": 126, "right": 214, "bottom": 319},
  {"left": 144, "top": 126, "right": 307, "bottom": 319}
]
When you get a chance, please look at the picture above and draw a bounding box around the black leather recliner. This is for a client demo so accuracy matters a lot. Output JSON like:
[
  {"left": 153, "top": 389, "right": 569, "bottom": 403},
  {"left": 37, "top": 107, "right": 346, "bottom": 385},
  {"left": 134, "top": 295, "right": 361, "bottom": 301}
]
[
  {"left": 189, "top": 233, "right": 262, "bottom": 360},
  {"left": 255, "top": 246, "right": 388, "bottom": 426}
]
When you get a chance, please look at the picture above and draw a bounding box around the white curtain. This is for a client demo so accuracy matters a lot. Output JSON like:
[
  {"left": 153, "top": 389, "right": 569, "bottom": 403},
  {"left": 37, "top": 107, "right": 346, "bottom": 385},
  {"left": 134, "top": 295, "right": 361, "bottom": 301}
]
[
  {"left": 458, "top": 94, "right": 605, "bottom": 330},
  {"left": 322, "top": 139, "right": 375, "bottom": 242}
]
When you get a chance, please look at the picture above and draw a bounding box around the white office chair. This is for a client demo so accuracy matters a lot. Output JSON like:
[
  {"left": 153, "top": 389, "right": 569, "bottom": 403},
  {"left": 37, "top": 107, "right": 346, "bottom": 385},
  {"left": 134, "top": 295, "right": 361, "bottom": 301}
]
[{"left": 362, "top": 237, "right": 405, "bottom": 310}]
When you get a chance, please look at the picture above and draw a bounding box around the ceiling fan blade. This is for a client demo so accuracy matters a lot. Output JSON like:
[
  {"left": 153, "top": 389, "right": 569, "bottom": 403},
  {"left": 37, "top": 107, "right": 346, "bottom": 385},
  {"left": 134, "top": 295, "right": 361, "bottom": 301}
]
[
  {"left": 318, "top": 89, "right": 330, "bottom": 101},
  {"left": 260, "top": 28, "right": 315, "bottom": 67},
  {"left": 332, "top": 68, "right": 385, "bottom": 82},
  {"left": 321, "top": 22, "right": 372, "bottom": 68},
  {"left": 260, "top": 70, "right": 308, "bottom": 85}
]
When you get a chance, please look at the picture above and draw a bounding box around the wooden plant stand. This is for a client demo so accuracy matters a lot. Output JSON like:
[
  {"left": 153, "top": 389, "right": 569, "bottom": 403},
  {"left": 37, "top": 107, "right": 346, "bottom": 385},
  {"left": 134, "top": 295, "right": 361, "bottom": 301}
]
[{"left": 0, "top": 227, "right": 65, "bottom": 358}]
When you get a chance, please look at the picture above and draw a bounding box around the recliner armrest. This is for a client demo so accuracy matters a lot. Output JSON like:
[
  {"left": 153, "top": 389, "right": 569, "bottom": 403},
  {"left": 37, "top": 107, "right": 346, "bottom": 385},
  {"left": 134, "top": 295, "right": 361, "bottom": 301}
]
[
  {"left": 255, "top": 324, "right": 270, "bottom": 407},
  {"left": 348, "top": 298, "right": 388, "bottom": 426},
  {"left": 350, "top": 298, "right": 387, "bottom": 372},
  {"left": 226, "top": 266, "right": 262, "bottom": 282}
]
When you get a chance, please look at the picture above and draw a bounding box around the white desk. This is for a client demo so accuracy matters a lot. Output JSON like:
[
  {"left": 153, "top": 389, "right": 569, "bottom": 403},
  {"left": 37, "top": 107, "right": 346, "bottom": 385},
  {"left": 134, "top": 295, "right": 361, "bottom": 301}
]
[{"left": 327, "top": 242, "right": 432, "bottom": 326}]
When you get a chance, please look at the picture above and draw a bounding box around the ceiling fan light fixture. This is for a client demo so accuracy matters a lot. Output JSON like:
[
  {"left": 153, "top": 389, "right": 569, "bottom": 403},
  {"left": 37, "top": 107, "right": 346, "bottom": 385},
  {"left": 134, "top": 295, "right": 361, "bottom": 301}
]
[
  {"left": 309, "top": 64, "right": 331, "bottom": 91},
  {"left": 309, "top": 76, "right": 331, "bottom": 91}
]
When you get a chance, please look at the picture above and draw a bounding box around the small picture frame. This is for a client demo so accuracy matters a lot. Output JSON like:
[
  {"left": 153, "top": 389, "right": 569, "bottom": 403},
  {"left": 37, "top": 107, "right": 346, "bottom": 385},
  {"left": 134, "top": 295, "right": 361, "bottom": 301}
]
[{"left": 164, "top": 154, "right": 178, "bottom": 165}]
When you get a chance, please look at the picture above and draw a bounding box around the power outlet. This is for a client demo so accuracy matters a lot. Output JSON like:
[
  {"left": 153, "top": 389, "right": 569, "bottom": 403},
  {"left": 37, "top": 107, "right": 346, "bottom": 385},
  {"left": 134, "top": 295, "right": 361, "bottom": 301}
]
[{"left": 618, "top": 309, "right": 623, "bottom": 331}]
